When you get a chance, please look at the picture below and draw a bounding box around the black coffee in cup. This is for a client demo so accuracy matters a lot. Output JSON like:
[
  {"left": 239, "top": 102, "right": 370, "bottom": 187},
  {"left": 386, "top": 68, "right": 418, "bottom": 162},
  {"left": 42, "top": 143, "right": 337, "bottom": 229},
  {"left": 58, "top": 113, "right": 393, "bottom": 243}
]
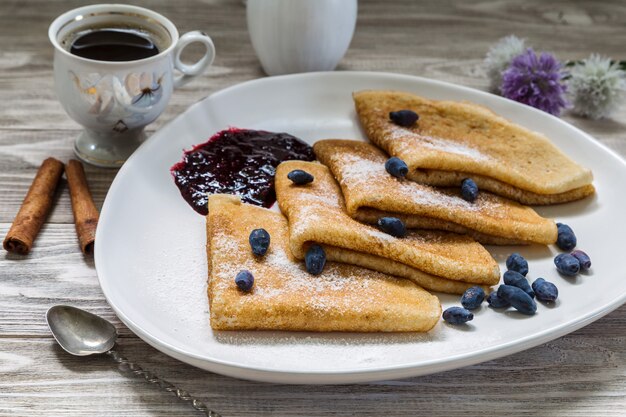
[{"left": 68, "top": 28, "right": 161, "bottom": 61}]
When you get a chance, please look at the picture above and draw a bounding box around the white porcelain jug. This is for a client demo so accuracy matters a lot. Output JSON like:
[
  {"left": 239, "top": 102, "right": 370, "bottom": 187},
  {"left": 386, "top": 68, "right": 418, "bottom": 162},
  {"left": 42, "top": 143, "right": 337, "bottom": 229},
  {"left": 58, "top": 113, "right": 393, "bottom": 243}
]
[{"left": 247, "top": 0, "right": 358, "bottom": 76}]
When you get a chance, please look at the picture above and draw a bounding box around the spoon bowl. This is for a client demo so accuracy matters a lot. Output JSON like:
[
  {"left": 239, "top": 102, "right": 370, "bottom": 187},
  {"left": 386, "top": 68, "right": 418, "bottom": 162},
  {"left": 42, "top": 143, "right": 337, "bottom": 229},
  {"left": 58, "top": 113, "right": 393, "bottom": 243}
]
[{"left": 46, "top": 305, "right": 117, "bottom": 356}]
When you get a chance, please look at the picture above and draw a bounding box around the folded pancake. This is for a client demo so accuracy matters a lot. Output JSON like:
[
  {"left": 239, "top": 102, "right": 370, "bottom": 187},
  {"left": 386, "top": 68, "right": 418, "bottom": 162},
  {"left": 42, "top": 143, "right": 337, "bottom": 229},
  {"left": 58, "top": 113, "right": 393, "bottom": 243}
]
[
  {"left": 275, "top": 161, "right": 500, "bottom": 294},
  {"left": 353, "top": 90, "right": 595, "bottom": 205},
  {"left": 314, "top": 140, "right": 558, "bottom": 245},
  {"left": 207, "top": 194, "right": 441, "bottom": 332}
]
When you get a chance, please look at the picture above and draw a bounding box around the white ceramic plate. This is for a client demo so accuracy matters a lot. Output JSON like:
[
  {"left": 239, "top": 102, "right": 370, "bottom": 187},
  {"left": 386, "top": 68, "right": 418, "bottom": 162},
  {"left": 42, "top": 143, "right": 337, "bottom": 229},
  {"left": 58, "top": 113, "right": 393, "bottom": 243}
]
[{"left": 96, "top": 72, "right": 626, "bottom": 384}]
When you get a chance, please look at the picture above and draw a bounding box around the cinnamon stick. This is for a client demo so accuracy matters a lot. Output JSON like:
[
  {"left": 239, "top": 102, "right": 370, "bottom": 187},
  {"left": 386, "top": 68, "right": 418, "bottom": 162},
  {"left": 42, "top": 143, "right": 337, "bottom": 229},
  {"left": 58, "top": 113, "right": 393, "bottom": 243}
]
[
  {"left": 3, "top": 158, "right": 64, "bottom": 254},
  {"left": 65, "top": 159, "right": 99, "bottom": 255}
]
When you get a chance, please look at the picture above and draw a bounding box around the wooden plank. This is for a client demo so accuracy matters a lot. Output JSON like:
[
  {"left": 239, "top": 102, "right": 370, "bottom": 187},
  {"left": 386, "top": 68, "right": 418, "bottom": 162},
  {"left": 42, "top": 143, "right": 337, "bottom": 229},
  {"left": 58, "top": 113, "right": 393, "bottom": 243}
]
[
  {"left": 0, "top": 331, "right": 624, "bottom": 416},
  {"left": 0, "top": 223, "right": 133, "bottom": 336}
]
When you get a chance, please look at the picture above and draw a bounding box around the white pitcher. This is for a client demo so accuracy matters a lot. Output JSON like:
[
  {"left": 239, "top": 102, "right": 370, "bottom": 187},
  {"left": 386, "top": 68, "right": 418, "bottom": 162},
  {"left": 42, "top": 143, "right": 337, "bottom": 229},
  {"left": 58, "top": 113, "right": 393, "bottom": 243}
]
[{"left": 247, "top": 0, "right": 358, "bottom": 76}]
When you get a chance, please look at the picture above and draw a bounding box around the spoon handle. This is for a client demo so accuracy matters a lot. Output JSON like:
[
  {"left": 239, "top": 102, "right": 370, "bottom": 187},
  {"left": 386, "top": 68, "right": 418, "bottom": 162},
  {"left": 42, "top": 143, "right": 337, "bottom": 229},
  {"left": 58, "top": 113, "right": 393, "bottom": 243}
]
[{"left": 107, "top": 349, "right": 221, "bottom": 417}]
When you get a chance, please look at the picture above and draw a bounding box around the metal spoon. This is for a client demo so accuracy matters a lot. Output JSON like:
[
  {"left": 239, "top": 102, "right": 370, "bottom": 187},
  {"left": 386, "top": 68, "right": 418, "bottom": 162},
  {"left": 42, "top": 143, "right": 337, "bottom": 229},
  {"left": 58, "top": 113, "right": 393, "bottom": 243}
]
[{"left": 46, "top": 305, "right": 221, "bottom": 417}]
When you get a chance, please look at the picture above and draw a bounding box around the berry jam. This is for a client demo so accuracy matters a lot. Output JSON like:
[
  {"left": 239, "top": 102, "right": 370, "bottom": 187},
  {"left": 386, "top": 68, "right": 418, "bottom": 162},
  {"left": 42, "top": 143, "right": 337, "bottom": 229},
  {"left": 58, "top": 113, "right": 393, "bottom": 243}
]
[{"left": 171, "top": 128, "right": 315, "bottom": 215}]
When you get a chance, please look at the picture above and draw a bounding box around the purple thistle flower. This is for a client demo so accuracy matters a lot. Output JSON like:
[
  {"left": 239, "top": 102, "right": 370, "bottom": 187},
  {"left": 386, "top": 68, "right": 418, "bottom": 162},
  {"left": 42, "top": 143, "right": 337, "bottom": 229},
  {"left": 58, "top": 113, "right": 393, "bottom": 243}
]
[{"left": 501, "top": 49, "right": 569, "bottom": 116}]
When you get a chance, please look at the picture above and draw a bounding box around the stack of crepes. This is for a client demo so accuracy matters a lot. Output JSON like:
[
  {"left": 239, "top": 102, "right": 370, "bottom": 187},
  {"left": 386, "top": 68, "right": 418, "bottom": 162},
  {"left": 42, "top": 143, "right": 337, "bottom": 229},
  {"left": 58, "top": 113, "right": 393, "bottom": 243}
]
[
  {"left": 353, "top": 90, "right": 594, "bottom": 205},
  {"left": 275, "top": 161, "right": 500, "bottom": 294},
  {"left": 207, "top": 194, "right": 441, "bottom": 332},
  {"left": 312, "top": 140, "right": 558, "bottom": 246},
  {"left": 207, "top": 90, "right": 594, "bottom": 333}
]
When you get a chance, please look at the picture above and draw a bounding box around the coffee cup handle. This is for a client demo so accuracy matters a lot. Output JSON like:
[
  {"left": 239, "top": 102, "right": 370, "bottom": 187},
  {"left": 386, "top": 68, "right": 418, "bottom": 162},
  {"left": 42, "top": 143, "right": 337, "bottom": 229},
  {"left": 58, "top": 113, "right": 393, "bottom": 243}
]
[{"left": 173, "top": 31, "right": 215, "bottom": 88}]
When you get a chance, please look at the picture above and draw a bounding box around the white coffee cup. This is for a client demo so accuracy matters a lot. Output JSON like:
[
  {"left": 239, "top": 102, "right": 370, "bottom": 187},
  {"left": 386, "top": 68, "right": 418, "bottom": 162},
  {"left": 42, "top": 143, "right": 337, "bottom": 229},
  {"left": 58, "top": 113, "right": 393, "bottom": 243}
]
[
  {"left": 49, "top": 4, "right": 215, "bottom": 167},
  {"left": 246, "top": 0, "right": 358, "bottom": 76}
]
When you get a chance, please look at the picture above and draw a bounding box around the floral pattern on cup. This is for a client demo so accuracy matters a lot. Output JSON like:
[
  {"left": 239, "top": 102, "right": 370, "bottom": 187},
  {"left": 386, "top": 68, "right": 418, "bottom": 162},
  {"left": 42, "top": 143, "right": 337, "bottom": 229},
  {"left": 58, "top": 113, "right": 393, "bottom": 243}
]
[
  {"left": 70, "top": 70, "right": 166, "bottom": 131},
  {"left": 126, "top": 72, "right": 164, "bottom": 108}
]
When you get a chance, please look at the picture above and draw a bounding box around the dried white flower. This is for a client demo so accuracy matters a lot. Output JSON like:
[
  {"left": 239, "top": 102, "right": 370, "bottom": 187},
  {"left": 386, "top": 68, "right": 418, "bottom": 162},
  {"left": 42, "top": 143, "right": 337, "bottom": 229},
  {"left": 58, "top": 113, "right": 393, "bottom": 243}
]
[
  {"left": 568, "top": 55, "right": 626, "bottom": 119},
  {"left": 484, "top": 35, "right": 526, "bottom": 93}
]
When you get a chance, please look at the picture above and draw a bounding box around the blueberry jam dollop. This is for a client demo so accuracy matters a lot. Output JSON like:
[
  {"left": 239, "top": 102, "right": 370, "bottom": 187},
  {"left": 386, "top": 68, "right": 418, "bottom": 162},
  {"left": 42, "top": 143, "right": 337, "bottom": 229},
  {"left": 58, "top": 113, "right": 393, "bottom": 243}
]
[{"left": 170, "top": 128, "right": 315, "bottom": 215}]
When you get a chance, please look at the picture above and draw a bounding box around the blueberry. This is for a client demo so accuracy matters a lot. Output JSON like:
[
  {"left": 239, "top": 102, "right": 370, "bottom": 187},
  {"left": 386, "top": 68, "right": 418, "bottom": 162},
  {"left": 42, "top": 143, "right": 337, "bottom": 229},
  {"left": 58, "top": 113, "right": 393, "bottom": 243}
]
[
  {"left": 497, "top": 285, "right": 537, "bottom": 315},
  {"left": 506, "top": 252, "right": 529, "bottom": 276},
  {"left": 385, "top": 157, "right": 409, "bottom": 178},
  {"left": 460, "top": 178, "right": 479, "bottom": 202},
  {"left": 461, "top": 286, "right": 485, "bottom": 310},
  {"left": 287, "top": 169, "right": 314, "bottom": 185},
  {"left": 249, "top": 228, "right": 270, "bottom": 256},
  {"left": 235, "top": 270, "right": 254, "bottom": 292},
  {"left": 486, "top": 291, "right": 510, "bottom": 309},
  {"left": 377, "top": 217, "right": 407, "bottom": 238},
  {"left": 556, "top": 223, "right": 577, "bottom": 251},
  {"left": 305, "top": 244, "right": 326, "bottom": 275},
  {"left": 503, "top": 270, "right": 535, "bottom": 298},
  {"left": 442, "top": 306, "right": 474, "bottom": 324},
  {"left": 570, "top": 250, "right": 591, "bottom": 270},
  {"left": 389, "top": 110, "right": 419, "bottom": 127},
  {"left": 554, "top": 253, "right": 580, "bottom": 276},
  {"left": 532, "top": 278, "right": 559, "bottom": 302}
]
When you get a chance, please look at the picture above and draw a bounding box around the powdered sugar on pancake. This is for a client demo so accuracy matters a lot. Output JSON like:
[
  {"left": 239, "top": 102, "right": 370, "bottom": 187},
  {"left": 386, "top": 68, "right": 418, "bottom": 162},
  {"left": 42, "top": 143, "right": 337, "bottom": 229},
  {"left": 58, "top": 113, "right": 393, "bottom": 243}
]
[
  {"left": 336, "top": 153, "right": 481, "bottom": 212},
  {"left": 295, "top": 189, "right": 343, "bottom": 209},
  {"left": 388, "top": 126, "right": 490, "bottom": 162},
  {"left": 209, "top": 215, "right": 409, "bottom": 316}
]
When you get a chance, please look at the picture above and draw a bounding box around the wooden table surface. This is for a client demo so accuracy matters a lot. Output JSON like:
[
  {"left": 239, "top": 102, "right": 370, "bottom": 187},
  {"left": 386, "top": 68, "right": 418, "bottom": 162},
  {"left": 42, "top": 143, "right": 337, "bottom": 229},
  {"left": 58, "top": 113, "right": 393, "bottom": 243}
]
[{"left": 1, "top": 0, "right": 625, "bottom": 416}]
